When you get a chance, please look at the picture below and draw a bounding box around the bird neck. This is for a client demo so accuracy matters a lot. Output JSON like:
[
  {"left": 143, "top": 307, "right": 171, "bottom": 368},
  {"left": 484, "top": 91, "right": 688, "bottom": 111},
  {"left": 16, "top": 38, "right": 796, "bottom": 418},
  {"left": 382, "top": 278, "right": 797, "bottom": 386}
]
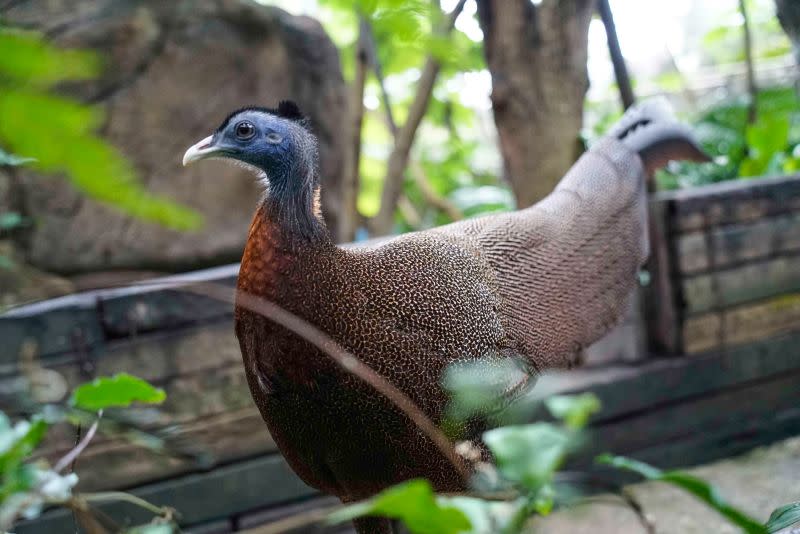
[
  {"left": 237, "top": 198, "right": 333, "bottom": 300},
  {"left": 259, "top": 155, "right": 329, "bottom": 244}
]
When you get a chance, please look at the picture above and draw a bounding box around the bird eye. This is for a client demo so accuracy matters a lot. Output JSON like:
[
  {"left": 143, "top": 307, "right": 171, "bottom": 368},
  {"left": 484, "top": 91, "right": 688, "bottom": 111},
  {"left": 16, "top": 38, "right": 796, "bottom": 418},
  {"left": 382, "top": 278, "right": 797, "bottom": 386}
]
[
  {"left": 235, "top": 121, "right": 256, "bottom": 140},
  {"left": 265, "top": 132, "right": 283, "bottom": 144}
]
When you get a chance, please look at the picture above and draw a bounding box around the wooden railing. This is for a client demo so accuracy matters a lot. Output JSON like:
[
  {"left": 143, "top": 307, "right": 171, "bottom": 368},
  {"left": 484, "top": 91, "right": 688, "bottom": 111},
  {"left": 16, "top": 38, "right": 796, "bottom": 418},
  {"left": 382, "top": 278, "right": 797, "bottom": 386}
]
[{"left": 646, "top": 174, "right": 800, "bottom": 354}]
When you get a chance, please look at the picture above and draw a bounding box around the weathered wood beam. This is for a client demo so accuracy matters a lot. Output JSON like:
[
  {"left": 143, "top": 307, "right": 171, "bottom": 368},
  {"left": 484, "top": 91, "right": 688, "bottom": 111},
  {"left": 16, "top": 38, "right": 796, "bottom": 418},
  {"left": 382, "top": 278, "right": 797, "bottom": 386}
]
[
  {"left": 683, "top": 253, "right": 800, "bottom": 314},
  {"left": 653, "top": 174, "right": 800, "bottom": 233},
  {"left": 683, "top": 292, "right": 800, "bottom": 354},
  {"left": 676, "top": 211, "right": 800, "bottom": 275}
]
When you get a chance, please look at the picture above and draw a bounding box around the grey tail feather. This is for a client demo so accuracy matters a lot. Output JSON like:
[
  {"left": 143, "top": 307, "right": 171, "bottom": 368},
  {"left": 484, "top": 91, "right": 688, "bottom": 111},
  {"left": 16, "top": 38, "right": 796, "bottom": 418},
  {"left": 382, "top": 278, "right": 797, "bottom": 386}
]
[{"left": 611, "top": 97, "right": 710, "bottom": 176}]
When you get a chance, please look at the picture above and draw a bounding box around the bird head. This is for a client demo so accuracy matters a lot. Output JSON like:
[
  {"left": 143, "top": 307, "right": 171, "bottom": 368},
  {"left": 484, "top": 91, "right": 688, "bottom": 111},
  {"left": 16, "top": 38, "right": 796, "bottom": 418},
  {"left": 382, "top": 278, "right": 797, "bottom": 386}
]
[
  {"left": 183, "top": 101, "right": 325, "bottom": 239},
  {"left": 182, "top": 101, "right": 316, "bottom": 183}
]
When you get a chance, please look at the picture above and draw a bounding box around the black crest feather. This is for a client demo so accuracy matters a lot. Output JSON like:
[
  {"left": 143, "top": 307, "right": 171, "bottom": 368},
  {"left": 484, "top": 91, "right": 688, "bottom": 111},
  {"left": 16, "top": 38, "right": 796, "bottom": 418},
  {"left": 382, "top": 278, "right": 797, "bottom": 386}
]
[
  {"left": 217, "top": 101, "right": 310, "bottom": 132},
  {"left": 276, "top": 100, "right": 305, "bottom": 121}
]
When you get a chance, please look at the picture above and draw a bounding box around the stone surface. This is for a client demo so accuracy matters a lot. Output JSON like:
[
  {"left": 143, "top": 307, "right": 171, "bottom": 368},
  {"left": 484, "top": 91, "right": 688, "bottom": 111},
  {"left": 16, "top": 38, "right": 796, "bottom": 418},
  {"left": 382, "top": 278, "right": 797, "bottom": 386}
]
[
  {"left": 0, "top": 242, "right": 75, "bottom": 311},
  {"left": 2, "top": 0, "right": 348, "bottom": 273},
  {"left": 530, "top": 436, "right": 800, "bottom": 533}
]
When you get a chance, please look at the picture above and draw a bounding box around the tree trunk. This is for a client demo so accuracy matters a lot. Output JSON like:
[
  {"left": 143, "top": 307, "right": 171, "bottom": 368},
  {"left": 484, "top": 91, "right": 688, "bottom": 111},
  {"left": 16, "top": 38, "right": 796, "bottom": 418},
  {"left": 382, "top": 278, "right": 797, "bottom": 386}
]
[
  {"left": 775, "top": 0, "right": 800, "bottom": 83},
  {"left": 476, "top": 0, "right": 594, "bottom": 207}
]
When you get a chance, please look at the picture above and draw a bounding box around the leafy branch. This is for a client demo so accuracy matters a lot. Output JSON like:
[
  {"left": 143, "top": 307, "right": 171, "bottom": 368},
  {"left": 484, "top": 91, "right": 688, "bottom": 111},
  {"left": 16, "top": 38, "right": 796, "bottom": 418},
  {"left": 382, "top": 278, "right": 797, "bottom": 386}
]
[
  {"left": 0, "top": 373, "right": 177, "bottom": 533},
  {"left": 369, "top": 0, "right": 468, "bottom": 235}
]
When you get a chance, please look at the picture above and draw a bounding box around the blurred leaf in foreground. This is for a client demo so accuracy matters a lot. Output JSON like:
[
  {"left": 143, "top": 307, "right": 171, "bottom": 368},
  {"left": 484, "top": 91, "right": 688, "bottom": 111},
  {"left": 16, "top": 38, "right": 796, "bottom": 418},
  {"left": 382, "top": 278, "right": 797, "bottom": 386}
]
[
  {"left": 766, "top": 502, "right": 800, "bottom": 533},
  {"left": 544, "top": 393, "right": 600, "bottom": 430},
  {"left": 71, "top": 373, "right": 166, "bottom": 411},
  {"left": 483, "top": 423, "right": 570, "bottom": 494},
  {"left": 0, "top": 28, "right": 201, "bottom": 230},
  {"left": 328, "top": 479, "right": 471, "bottom": 534}
]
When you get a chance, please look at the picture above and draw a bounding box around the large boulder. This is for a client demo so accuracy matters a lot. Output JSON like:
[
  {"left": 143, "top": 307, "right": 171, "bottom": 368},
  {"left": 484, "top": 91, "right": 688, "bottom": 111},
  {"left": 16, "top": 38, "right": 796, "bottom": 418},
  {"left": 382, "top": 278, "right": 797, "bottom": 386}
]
[{"left": 2, "top": 0, "right": 348, "bottom": 273}]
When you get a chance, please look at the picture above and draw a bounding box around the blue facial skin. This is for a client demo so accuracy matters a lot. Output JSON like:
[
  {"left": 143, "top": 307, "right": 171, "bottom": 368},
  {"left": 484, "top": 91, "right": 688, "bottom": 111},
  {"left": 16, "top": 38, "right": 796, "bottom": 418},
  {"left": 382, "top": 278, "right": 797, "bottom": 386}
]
[{"left": 211, "top": 111, "right": 295, "bottom": 180}]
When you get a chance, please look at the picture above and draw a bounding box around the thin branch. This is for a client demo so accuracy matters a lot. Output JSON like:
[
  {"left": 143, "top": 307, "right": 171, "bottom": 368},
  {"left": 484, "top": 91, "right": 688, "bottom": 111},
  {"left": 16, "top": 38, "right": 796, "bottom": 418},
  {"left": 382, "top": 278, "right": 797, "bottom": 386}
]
[
  {"left": 739, "top": 0, "right": 758, "bottom": 123},
  {"left": 411, "top": 160, "right": 464, "bottom": 221},
  {"left": 78, "top": 492, "right": 175, "bottom": 519},
  {"left": 398, "top": 194, "right": 423, "bottom": 228},
  {"left": 340, "top": 16, "right": 371, "bottom": 242},
  {"left": 176, "top": 281, "right": 471, "bottom": 483},
  {"left": 362, "top": 18, "right": 464, "bottom": 223},
  {"left": 369, "top": 0, "right": 468, "bottom": 235},
  {"left": 54, "top": 411, "right": 102, "bottom": 473},
  {"left": 363, "top": 21, "right": 398, "bottom": 137},
  {"left": 598, "top": 0, "right": 635, "bottom": 109}
]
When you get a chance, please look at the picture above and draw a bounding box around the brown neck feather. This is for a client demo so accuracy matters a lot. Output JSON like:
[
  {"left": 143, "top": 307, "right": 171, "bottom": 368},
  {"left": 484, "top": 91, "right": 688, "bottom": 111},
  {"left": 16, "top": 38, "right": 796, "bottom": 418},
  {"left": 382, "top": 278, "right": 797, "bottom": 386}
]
[{"left": 237, "top": 198, "right": 331, "bottom": 300}]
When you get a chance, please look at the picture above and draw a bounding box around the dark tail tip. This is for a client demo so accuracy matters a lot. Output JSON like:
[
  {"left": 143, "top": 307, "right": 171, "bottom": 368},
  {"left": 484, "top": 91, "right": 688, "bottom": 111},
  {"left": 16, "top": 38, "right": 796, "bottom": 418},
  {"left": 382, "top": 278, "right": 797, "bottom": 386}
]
[{"left": 610, "top": 98, "right": 711, "bottom": 177}]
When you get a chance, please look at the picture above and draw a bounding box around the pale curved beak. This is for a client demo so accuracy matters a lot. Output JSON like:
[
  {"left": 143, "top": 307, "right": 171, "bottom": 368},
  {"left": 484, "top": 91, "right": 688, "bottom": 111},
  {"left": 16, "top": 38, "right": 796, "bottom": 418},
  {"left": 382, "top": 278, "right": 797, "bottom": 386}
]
[{"left": 182, "top": 135, "right": 219, "bottom": 166}]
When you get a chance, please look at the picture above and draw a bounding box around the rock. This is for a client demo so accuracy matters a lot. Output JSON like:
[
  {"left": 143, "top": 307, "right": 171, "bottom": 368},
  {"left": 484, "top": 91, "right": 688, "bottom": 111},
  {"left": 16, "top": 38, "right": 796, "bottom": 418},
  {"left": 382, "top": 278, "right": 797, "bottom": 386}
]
[
  {"left": 0, "top": 242, "right": 75, "bottom": 311},
  {"left": 2, "top": 0, "right": 348, "bottom": 273}
]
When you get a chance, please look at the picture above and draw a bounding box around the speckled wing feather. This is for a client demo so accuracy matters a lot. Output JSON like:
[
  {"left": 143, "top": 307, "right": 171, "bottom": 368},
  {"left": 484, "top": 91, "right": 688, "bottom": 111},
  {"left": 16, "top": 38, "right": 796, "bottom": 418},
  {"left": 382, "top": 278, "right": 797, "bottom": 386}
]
[{"left": 433, "top": 100, "right": 706, "bottom": 369}]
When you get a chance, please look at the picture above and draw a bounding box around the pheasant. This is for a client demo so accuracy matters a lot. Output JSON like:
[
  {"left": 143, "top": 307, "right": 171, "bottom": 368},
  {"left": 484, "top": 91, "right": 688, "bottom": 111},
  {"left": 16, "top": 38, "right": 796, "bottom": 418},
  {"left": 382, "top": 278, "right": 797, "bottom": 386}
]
[{"left": 182, "top": 99, "right": 706, "bottom": 533}]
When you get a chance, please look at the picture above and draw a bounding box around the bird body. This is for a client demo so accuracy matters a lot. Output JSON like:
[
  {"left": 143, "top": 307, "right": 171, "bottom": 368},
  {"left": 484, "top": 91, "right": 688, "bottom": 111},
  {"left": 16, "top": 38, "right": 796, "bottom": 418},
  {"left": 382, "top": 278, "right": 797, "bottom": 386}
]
[
  {"left": 235, "top": 202, "right": 508, "bottom": 499},
  {"left": 183, "top": 100, "right": 706, "bottom": 532}
]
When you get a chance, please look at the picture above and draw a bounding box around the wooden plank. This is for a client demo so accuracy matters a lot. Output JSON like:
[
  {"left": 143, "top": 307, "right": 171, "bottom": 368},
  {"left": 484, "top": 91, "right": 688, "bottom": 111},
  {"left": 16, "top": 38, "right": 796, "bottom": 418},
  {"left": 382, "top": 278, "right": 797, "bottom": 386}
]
[
  {"left": 681, "top": 312, "right": 721, "bottom": 354},
  {"left": 0, "top": 263, "right": 239, "bottom": 366},
  {"left": 676, "top": 211, "right": 800, "bottom": 275},
  {"left": 1, "top": 321, "right": 245, "bottom": 416},
  {"left": 584, "top": 408, "right": 800, "bottom": 489},
  {"left": 682, "top": 253, "right": 800, "bottom": 314},
  {"left": 0, "top": 303, "right": 104, "bottom": 366},
  {"left": 643, "top": 197, "right": 682, "bottom": 354},
  {"left": 630, "top": 408, "right": 800, "bottom": 472},
  {"left": 684, "top": 292, "right": 800, "bottom": 354},
  {"left": 653, "top": 174, "right": 800, "bottom": 233},
  {"left": 583, "top": 370, "right": 800, "bottom": 459},
  {"left": 537, "top": 330, "right": 800, "bottom": 424},
  {"left": 14, "top": 453, "right": 317, "bottom": 534}
]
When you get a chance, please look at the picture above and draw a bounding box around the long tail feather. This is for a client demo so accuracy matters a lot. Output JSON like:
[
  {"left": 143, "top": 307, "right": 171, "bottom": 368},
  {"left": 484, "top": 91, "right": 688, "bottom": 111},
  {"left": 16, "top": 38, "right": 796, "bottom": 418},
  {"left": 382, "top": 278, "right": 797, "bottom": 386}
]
[{"left": 610, "top": 98, "right": 710, "bottom": 177}]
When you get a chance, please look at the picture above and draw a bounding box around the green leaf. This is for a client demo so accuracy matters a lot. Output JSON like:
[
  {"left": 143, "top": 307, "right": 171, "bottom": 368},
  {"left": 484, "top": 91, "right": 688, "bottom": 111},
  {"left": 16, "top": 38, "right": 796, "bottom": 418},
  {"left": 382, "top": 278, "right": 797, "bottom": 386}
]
[
  {"left": 443, "top": 358, "right": 530, "bottom": 426},
  {"left": 532, "top": 484, "right": 555, "bottom": 516},
  {"left": 740, "top": 114, "right": 791, "bottom": 178},
  {"left": 71, "top": 374, "right": 166, "bottom": 411},
  {"left": 0, "top": 416, "right": 48, "bottom": 502},
  {"left": 0, "top": 417, "right": 48, "bottom": 469},
  {"left": 0, "top": 90, "right": 203, "bottom": 230},
  {"left": 597, "top": 455, "right": 766, "bottom": 534},
  {"left": 328, "top": 479, "right": 472, "bottom": 534},
  {"left": 483, "top": 423, "right": 571, "bottom": 492},
  {"left": 0, "top": 29, "right": 100, "bottom": 87},
  {"left": 437, "top": 495, "right": 520, "bottom": 534},
  {"left": 544, "top": 393, "right": 601, "bottom": 430},
  {"left": 766, "top": 502, "right": 800, "bottom": 533}
]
